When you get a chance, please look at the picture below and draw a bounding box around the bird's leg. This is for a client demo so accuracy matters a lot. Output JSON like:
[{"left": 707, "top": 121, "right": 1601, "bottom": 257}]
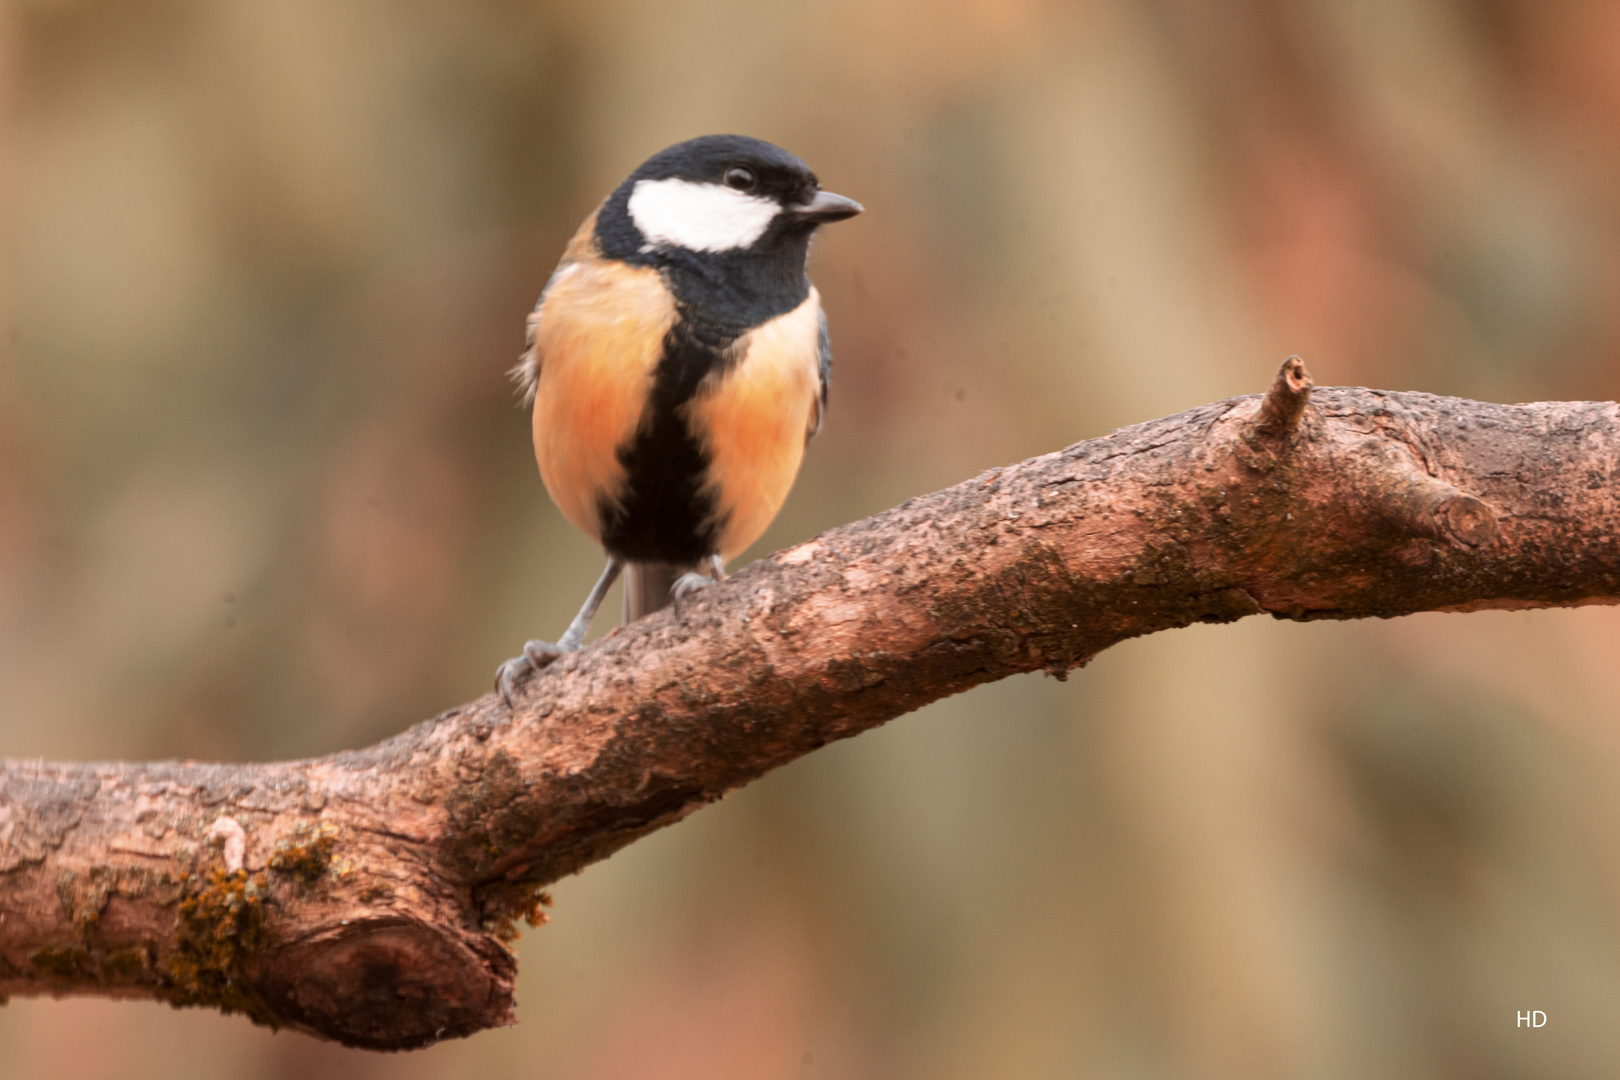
[
  {"left": 496, "top": 556, "right": 623, "bottom": 706},
  {"left": 671, "top": 553, "right": 727, "bottom": 605},
  {"left": 556, "top": 557, "right": 625, "bottom": 651}
]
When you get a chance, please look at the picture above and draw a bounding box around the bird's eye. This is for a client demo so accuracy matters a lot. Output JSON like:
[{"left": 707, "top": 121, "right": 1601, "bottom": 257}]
[{"left": 723, "top": 167, "right": 756, "bottom": 191}]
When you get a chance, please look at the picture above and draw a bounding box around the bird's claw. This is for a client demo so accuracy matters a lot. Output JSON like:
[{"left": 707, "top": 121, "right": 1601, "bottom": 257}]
[
  {"left": 495, "top": 638, "right": 569, "bottom": 707},
  {"left": 524, "top": 638, "right": 567, "bottom": 667},
  {"left": 670, "top": 571, "right": 715, "bottom": 608}
]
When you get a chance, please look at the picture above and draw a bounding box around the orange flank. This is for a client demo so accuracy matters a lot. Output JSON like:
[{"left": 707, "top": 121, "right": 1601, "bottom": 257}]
[
  {"left": 530, "top": 258, "right": 677, "bottom": 541},
  {"left": 688, "top": 289, "right": 825, "bottom": 560}
]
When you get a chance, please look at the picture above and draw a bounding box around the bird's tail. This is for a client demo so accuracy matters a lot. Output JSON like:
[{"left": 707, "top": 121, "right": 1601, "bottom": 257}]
[{"left": 622, "top": 562, "right": 682, "bottom": 624}]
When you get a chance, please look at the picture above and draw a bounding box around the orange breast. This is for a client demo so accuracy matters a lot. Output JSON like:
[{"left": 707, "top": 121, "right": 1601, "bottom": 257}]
[
  {"left": 530, "top": 258, "right": 677, "bottom": 542},
  {"left": 686, "top": 288, "right": 825, "bottom": 560}
]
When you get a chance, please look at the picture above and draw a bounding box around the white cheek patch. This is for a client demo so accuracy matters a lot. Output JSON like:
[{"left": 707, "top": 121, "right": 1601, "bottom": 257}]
[{"left": 627, "top": 178, "right": 780, "bottom": 253}]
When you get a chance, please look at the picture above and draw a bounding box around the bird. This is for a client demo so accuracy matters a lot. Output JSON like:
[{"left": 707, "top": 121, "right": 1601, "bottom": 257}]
[{"left": 496, "top": 134, "right": 862, "bottom": 704}]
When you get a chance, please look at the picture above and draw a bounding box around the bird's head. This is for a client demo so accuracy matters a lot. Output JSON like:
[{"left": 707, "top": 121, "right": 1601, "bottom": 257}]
[{"left": 597, "top": 135, "right": 862, "bottom": 263}]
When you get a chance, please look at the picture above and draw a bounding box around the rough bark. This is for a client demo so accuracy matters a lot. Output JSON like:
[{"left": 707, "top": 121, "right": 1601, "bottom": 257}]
[{"left": 2, "top": 361, "right": 1617, "bottom": 1049}]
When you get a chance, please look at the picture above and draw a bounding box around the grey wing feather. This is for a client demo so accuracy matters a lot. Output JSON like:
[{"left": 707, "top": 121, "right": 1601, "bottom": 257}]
[{"left": 809, "top": 305, "right": 831, "bottom": 441}]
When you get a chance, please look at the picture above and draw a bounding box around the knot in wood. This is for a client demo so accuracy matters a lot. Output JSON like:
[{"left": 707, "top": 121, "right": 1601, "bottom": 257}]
[{"left": 258, "top": 918, "right": 514, "bottom": 1050}]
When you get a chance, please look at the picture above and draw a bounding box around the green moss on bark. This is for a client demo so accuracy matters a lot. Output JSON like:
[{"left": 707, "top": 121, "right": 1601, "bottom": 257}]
[
  {"left": 268, "top": 821, "right": 339, "bottom": 884},
  {"left": 476, "top": 881, "right": 552, "bottom": 943},
  {"left": 160, "top": 868, "right": 277, "bottom": 1026}
]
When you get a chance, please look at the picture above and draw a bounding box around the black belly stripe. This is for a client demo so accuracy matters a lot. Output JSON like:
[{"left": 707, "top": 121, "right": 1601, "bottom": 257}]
[{"left": 598, "top": 313, "right": 739, "bottom": 563}]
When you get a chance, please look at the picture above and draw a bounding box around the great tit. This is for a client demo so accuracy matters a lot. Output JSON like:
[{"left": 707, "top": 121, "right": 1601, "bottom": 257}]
[{"left": 497, "top": 134, "right": 862, "bottom": 703}]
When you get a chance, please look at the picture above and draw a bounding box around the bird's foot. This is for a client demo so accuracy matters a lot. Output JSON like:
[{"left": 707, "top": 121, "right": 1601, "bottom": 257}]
[
  {"left": 670, "top": 571, "right": 715, "bottom": 608},
  {"left": 495, "top": 639, "right": 571, "bottom": 707}
]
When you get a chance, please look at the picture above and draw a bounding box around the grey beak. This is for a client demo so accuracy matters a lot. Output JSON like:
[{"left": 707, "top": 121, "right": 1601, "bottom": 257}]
[{"left": 794, "top": 190, "right": 864, "bottom": 223}]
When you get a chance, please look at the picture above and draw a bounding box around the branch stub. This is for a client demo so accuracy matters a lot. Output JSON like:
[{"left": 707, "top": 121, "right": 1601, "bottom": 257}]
[{"left": 1250, "top": 355, "right": 1314, "bottom": 439}]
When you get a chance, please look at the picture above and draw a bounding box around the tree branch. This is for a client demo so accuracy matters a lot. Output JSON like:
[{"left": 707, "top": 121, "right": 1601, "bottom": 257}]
[{"left": 3, "top": 361, "right": 1617, "bottom": 1048}]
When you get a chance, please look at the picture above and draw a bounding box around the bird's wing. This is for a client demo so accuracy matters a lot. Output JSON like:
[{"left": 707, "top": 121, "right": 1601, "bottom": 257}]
[{"left": 808, "top": 304, "right": 831, "bottom": 442}]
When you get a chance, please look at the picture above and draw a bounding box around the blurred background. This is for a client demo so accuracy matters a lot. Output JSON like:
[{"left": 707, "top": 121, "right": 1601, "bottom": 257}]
[{"left": 2, "top": 0, "right": 1620, "bottom": 1076}]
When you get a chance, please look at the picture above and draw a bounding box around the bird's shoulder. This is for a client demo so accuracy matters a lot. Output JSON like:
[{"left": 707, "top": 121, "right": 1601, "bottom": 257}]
[{"left": 510, "top": 208, "right": 676, "bottom": 405}]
